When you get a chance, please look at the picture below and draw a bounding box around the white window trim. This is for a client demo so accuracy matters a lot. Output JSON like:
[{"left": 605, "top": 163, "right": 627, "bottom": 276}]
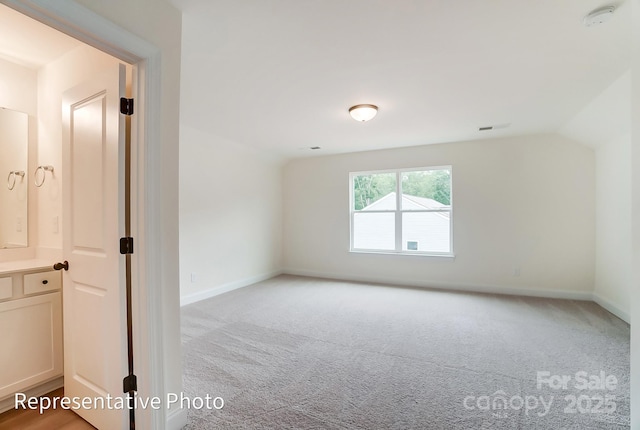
[{"left": 349, "top": 166, "right": 454, "bottom": 257}]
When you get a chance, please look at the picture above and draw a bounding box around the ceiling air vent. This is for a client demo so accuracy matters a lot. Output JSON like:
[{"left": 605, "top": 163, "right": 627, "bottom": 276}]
[
  {"left": 310, "top": 146, "right": 321, "bottom": 150},
  {"left": 478, "top": 123, "right": 511, "bottom": 132}
]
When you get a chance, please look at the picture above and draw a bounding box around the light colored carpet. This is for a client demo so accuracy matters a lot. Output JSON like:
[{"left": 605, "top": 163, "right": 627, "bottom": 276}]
[{"left": 181, "top": 275, "right": 630, "bottom": 429}]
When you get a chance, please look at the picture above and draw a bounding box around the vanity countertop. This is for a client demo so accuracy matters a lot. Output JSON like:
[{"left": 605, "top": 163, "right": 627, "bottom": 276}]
[{"left": 0, "top": 259, "right": 57, "bottom": 276}]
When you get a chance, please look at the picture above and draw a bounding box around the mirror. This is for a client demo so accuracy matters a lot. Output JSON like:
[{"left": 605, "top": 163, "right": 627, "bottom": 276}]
[{"left": 0, "top": 107, "right": 28, "bottom": 248}]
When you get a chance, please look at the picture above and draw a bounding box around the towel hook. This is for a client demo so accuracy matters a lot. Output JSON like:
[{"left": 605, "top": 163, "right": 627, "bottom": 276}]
[
  {"left": 35, "top": 165, "right": 54, "bottom": 187},
  {"left": 7, "top": 170, "right": 25, "bottom": 190}
]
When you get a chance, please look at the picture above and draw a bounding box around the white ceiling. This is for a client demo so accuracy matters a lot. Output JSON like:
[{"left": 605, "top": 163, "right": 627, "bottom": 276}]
[
  {"left": 0, "top": 4, "right": 81, "bottom": 69},
  {"left": 0, "top": 1, "right": 629, "bottom": 158},
  {"left": 172, "top": 0, "right": 632, "bottom": 159}
]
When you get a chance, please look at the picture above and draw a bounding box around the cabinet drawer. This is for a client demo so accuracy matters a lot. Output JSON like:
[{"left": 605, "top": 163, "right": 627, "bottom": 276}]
[
  {"left": 24, "top": 271, "right": 61, "bottom": 295},
  {"left": 0, "top": 277, "right": 11, "bottom": 300}
]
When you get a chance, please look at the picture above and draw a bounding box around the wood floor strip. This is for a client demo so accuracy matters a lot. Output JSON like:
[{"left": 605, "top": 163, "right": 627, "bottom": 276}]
[{"left": 0, "top": 388, "right": 95, "bottom": 430}]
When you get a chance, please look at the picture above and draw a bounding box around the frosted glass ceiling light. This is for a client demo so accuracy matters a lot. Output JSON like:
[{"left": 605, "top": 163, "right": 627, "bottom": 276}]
[{"left": 349, "top": 104, "right": 378, "bottom": 122}]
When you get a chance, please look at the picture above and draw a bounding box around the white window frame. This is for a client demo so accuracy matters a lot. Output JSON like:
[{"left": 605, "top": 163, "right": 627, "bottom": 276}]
[{"left": 349, "top": 166, "right": 454, "bottom": 257}]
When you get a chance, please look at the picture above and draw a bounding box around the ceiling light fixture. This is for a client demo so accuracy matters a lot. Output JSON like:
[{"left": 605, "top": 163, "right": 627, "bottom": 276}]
[
  {"left": 583, "top": 5, "right": 615, "bottom": 27},
  {"left": 349, "top": 104, "right": 378, "bottom": 122}
]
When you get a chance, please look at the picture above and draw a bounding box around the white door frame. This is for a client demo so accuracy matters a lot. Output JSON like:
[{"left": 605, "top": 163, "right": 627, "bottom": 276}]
[{"left": 0, "top": 1, "right": 168, "bottom": 428}]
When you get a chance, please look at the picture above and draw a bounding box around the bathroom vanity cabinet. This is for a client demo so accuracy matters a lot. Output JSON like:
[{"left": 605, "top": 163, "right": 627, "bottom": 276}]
[{"left": 0, "top": 261, "right": 63, "bottom": 401}]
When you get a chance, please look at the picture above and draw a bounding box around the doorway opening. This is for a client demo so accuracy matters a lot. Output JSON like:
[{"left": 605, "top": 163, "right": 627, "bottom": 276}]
[{"left": 0, "top": 2, "right": 165, "bottom": 428}]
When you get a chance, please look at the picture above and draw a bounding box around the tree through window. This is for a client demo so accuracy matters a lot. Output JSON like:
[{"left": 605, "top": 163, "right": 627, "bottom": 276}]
[{"left": 350, "top": 167, "right": 452, "bottom": 255}]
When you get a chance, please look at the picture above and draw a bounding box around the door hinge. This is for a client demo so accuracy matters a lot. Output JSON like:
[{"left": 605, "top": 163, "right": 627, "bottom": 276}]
[
  {"left": 120, "top": 97, "right": 134, "bottom": 116},
  {"left": 120, "top": 237, "right": 134, "bottom": 254},
  {"left": 123, "top": 374, "right": 137, "bottom": 393}
]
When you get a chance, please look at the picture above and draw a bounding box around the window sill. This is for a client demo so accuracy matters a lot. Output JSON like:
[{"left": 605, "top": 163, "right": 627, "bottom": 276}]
[{"left": 349, "top": 250, "right": 455, "bottom": 259}]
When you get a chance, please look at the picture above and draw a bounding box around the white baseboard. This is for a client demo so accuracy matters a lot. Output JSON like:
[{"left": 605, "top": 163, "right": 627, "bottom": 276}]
[
  {"left": 283, "top": 269, "right": 632, "bottom": 323},
  {"left": 180, "top": 270, "right": 282, "bottom": 306},
  {"left": 179, "top": 268, "right": 630, "bottom": 323},
  {"left": 283, "top": 268, "right": 594, "bottom": 301},
  {"left": 166, "top": 406, "right": 189, "bottom": 430},
  {"left": 592, "top": 292, "right": 630, "bottom": 323},
  {"left": 0, "top": 376, "right": 63, "bottom": 414}
]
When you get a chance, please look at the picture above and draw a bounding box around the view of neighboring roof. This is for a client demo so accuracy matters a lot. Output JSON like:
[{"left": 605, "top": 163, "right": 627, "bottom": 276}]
[
  {"left": 354, "top": 192, "right": 451, "bottom": 253},
  {"left": 361, "top": 192, "right": 447, "bottom": 211}
]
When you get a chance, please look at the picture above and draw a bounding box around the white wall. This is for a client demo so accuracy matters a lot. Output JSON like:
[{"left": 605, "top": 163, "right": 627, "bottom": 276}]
[
  {"left": 630, "top": 0, "right": 640, "bottom": 425},
  {"left": 179, "top": 125, "right": 283, "bottom": 305},
  {"left": 560, "top": 71, "right": 633, "bottom": 322},
  {"left": 594, "top": 134, "right": 632, "bottom": 322},
  {"left": 178, "top": 6, "right": 284, "bottom": 305},
  {"left": 36, "top": 44, "right": 120, "bottom": 255},
  {"left": 0, "top": 58, "right": 37, "bottom": 115},
  {"left": 283, "top": 134, "right": 596, "bottom": 297}
]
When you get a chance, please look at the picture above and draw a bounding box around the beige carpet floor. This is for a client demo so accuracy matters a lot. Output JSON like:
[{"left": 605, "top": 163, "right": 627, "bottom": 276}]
[{"left": 181, "top": 275, "right": 630, "bottom": 429}]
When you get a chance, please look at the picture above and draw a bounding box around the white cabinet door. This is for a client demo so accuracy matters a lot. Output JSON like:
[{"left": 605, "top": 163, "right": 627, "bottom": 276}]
[
  {"left": 0, "top": 292, "right": 63, "bottom": 399},
  {"left": 62, "top": 64, "right": 128, "bottom": 429}
]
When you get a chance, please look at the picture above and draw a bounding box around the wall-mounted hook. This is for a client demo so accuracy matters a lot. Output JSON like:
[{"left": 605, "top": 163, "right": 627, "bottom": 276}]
[
  {"left": 7, "top": 170, "right": 25, "bottom": 190},
  {"left": 35, "top": 165, "right": 54, "bottom": 187}
]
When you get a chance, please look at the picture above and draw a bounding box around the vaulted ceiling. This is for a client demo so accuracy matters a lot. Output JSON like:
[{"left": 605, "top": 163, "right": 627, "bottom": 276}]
[
  {"left": 171, "top": 0, "right": 631, "bottom": 159},
  {"left": 1, "top": 1, "right": 631, "bottom": 159}
]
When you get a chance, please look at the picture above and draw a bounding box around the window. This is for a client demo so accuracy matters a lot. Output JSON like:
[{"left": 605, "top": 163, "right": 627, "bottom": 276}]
[{"left": 350, "top": 166, "right": 452, "bottom": 256}]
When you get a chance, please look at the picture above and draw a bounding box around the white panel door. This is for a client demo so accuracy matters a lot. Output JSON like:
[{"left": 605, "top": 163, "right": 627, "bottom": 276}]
[{"left": 62, "top": 64, "right": 128, "bottom": 429}]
